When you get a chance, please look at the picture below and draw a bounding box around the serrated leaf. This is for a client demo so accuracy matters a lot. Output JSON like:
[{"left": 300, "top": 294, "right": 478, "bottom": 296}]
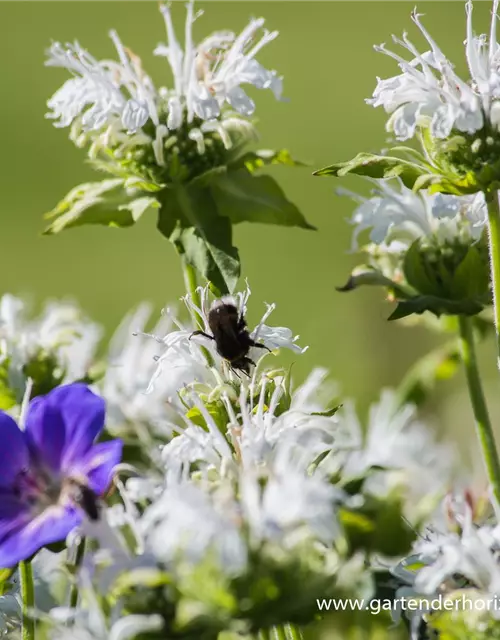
[
  {"left": 210, "top": 169, "right": 315, "bottom": 230},
  {"left": 44, "top": 179, "right": 159, "bottom": 234},
  {"left": 158, "top": 185, "right": 240, "bottom": 294},
  {"left": 314, "top": 152, "right": 428, "bottom": 189},
  {"left": 230, "top": 148, "right": 306, "bottom": 173}
]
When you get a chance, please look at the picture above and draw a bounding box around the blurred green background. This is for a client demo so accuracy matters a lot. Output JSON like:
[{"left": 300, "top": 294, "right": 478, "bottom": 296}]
[{"left": 2, "top": 0, "right": 500, "bottom": 470}]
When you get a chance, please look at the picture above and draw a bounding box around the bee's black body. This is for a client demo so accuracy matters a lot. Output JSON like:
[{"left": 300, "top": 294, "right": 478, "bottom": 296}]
[
  {"left": 77, "top": 484, "right": 100, "bottom": 521},
  {"left": 67, "top": 479, "right": 101, "bottom": 521},
  {"left": 191, "top": 300, "right": 270, "bottom": 375}
]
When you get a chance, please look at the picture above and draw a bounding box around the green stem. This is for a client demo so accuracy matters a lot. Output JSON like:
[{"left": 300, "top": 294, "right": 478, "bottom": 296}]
[
  {"left": 69, "top": 537, "right": 86, "bottom": 609},
  {"left": 253, "top": 626, "right": 302, "bottom": 640},
  {"left": 284, "top": 624, "right": 304, "bottom": 640},
  {"left": 486, "top": 189, "right": 500, "bottom": 370},
  {"left": 458, "top": 315, "right": 500, "bottom": 506},
  {"left": 271, "top": 626, "right": 287, "bottom": 640},
  {"left": 19, "top": 560, "right": 35, "bottom": 640}
]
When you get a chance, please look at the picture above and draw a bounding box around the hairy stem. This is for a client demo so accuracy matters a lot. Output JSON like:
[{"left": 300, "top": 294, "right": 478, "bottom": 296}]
[
  {"left": 459, "top": 315, "right": 500, "bottom": 506},
  {"left": 486, "top": 190, "right": 500, "bottom": 369},
  {"left": 20, "top": 560, "right": 35, "bottom": 640}
]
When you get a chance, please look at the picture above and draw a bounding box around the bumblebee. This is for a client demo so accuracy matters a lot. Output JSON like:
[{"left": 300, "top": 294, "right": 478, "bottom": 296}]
[{"left": 190, "top": 298, "right": 270, "bottom": 375}]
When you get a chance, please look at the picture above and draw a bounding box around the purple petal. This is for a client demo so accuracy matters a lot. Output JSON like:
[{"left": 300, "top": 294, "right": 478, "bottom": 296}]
[
  {"left": 0, "top": 496, "right": 30, "bottom": 541},
  {"left": 78, "top": 440, "right": 123, "bottom": 496},
  {"left": 24, "top": 397, "right": 67, "bottom": 472},
  {"left": 0, "top": 505, "right": 81, "bottom": 568},
  {"left": 0, "top": 413, "right": 28, "bottom": 488},
  {"left": 26, "top": 384, "right": 105, "bottom": 472}
]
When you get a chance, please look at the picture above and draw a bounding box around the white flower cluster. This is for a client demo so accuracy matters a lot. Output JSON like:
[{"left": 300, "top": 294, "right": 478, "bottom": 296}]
[
  {"left": 339, "top": 179, "right": 487, "bottom": 252},
  {"left": 392, "top": 493, "right": 500, "bottom": 633},
  {"left": 0, "top": 294, "right": 101, "bottom": 401},
  {"left": 137, "top": 384, "right": 454, "bottom": 572},
  {"left": 46, "top": 1, "right": 283, "bottom": 164},
  {"left": 0, "top": 286, "right": 457, "bottom": 637},
  {"left": 369, "top": 1, "right": 500, "bottom": 140}
]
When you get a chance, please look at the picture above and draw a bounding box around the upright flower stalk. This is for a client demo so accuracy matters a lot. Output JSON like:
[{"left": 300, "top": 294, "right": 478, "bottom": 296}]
[
  {"left": 44, "top": 1, "right": 313, "bottom": 295},
  {"left": 458, "top": 316, "right": 500, "bottom": 506},
  {"left": 316, "top": 0, "right": 500, "bottom": 522},
  {"left": 19, "top": 560, "right": 35, "bottom": 640},
  {"left": 485, "top": 190, "right": 500, "bottom": 369}
]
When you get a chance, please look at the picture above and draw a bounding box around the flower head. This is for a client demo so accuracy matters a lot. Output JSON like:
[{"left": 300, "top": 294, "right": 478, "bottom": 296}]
[
  {"left": 368, "top": 2, "right": 500, "bottom": 141},
  {"left": 322, "top": 390, "right": 456, "bottom": 504},
  {"left": 337, "top": 179, "right": 491, "bottom": 318},
  {"left": 341, "top": 179, "right": 487, "bottom": 252},
  {"left": 145, "top": 283, "right": 307, "bottom": 395},
  {"left": 100, "top": 303, "right": 192, "bottom": 438},
  {"left": 0, "top": 295, "right": 101, "bottom": 401},
  {"left": 46, "top": 2, "right": 283, "bottom": 169},
  {"left": 0, "top": 383, "right": 122, "bottom": 567}
]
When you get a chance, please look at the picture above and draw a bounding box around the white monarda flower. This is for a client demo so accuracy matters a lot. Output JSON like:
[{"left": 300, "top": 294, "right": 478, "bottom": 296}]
[
  {"left": 160, "top": 369, "right": 338, "bottom": 479},
  {"left": 154, "top": 2, "right": 283, "bottom": 124},
  {"left": 368, "top": 1, "right": 500, "bottom": 140},
  {"left": 46, "top": 2, "right": 283, "bottom": 160},
  {"left": 322, "top": 390, "right": 456, "bottom": 499},
  {"left": 414, "top": 515, "right": 500, "bottom": 598},
  {"left": 145, "top": 283, "right": 307, "bottom": 394},
  {"left": 0, "top": 295, "right": 101, "bottom": 397},
  {"left": 100, "top": 303, "right": 206, "bottom": 436},
  {"left": 340, "top": 179, "right": 486, "bottom": 250},
  {"left": 140, "top": 481, "right": 248, "bottom": 575},
  {"left": 46, "top": 37, "right": 159, "bottom": 134},
  {"left": 240, "top": 443, "right": 343, "bottom": 546},
  {"left": 141, "top": 446, "right": 341, "bottom": 574}
]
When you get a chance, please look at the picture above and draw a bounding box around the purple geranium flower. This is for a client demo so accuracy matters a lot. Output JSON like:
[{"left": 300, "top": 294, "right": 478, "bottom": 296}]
[{"left": 0, "top": 383, "right": 122, "bottom": 567}]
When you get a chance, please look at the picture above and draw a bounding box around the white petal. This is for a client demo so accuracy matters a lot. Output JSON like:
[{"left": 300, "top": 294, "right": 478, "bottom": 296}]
[{"left": 226, "top": 86, "right": 255, "bottom": 116}]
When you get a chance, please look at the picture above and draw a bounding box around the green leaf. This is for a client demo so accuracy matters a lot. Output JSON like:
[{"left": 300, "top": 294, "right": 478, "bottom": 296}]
[
  {"left": 340, "top": 495, "right": 416, "bottom": 557},
  {"left": 210, "top": 169, "right": 315, "bottom": 229},
  {"left": 411, "top": 173, "right": 442, "bottom": 192},
  {"left": 388, "top": 295, "right": 484, "bottom": 321},
  {"left": 314, "top": 152, "right": 428, "bottom": 189},
  {"left": 158, "top": 184, "right": 240, "bottom": 294},
  {"left": 0, "top": 568, "right": 15, "bottom": 596},
  {"left": 110, "top": 568, "right": 171, "bottom": 601},
  {"left": 44, "top": 179, "right": 159, "bottom": 234},
  {"left": 450, "top": 245, "right": 491, "bottom": 300},
  {"left": 311, "top": 405, "right": 342, "bottom": 417},
  {"left": 402, "top": 240, "right": 443, "bottom": 297},
  {"left": 336, "top": 266, "right": 414, "bottom": 299},
  {"left": 230, "top": 148, "right": 306, "bottom": 173},
  {"left": 185, "top": 401, "right": 228, "bottom": 435},
  {"left": 0, "top": 359, "right": 16, "bottom": 410}
]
